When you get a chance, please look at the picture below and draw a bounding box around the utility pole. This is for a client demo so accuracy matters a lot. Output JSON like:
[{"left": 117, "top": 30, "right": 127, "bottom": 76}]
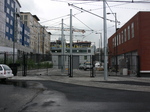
[
  {"left": 103, "top": 0, "right": 108, "bottom": 81},
  {"left": 69, "top": 9, "right": 73, "bottom": 77},
  {"left": 61, "top": 19, "right": 65, "bottom": 74}
]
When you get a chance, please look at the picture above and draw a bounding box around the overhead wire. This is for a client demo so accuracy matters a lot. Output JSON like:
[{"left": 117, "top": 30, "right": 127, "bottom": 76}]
[{"left": 73, "top": 15, "right": 94, "bottom": 32}]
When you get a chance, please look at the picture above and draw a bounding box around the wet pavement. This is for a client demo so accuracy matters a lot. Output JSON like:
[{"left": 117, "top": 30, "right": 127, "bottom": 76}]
[
  {"left": 12, "top": 69, "right": 150, "bottom": 93},
  {"left": 1, "top": 69, "right": 150, "bottom": 112}
]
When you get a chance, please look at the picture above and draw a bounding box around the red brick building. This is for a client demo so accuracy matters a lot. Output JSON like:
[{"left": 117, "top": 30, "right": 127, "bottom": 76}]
[{"left": 108, "top": 11, "right": 150, "bottom": 75}]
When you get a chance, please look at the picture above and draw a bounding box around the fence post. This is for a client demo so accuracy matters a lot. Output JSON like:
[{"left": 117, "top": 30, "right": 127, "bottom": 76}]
[
  {"left": 4, "top": 52, "right": 7, "bottom": 64},
  {"left": 23, "top": 52, "right": 27, "bottom": 76},
  {"left": 137, "top": 55, "right": 141, "bottom": 77},
  {"left": 68, "top": 55, "right": 73, "bottom": 77},
  {"left": 91, "top": 55, "right": 95, "bottom": 77}
]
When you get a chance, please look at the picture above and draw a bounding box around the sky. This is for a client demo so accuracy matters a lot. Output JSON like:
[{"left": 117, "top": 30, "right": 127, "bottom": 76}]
[{"left": 18, "top": 0, "right": 150, "bottom": 48}]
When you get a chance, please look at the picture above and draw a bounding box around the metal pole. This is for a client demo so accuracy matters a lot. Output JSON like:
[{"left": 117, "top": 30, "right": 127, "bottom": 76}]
[
  {"left": 99, "top": 34, "right": 101, "bottom": 63},
  {"left": 103, "top": 0, "right": 108, "bottom": 80},
  {"left": 61, "top": 19, "right": 64, "bottom": 74},
  {"left": 69, "top": 9, "right": 73, "bottom": 77},
  {"left": 13, "top": 13, "right": 17, "bottom": 64},
  {"left": 115, "top": 13, "right": 118, "bottom": 75},
  {"left": 100, "top": 33, "right": 103, "bottom": 64}
]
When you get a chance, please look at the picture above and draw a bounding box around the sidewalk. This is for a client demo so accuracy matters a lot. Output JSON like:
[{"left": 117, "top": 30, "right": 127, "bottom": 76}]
[{"left": 12, "top": 70, "right": 150, "bottom": 93}]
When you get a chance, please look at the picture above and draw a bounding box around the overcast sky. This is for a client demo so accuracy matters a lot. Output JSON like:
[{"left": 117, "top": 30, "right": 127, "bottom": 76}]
[{"left": 19, "top": 0, "right": 150, "bottom": 47}]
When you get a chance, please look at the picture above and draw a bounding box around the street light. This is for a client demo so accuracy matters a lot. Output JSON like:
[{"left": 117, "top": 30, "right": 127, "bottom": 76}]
[{"left": 107, "top": 12, "right": 118, "bottom": 74}]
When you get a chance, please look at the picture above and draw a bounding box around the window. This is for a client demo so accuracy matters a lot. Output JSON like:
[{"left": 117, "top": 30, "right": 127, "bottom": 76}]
[
  {"left": 20, "top": 15, "right": 23, "bottom": 20},
  {"left": 7, "top": 8, "right": 9, "bottom": 14},
  {"left": 11, "top": 11, "right": 13, "bottom": 17},
  {"left": 114, "top": 36, "right": 116, "bottom": 47},
  {"left": 6, "top": 17, "right": 9, "bottom": 23},
  {"left": 24, "top": 15, "right": 28, "bottom": 20},
  {"left": 84, "top": 56, "right": 87, "bottom": 60},
  {"left": 119, "top": 33, "right": 121, "bottom": 45},
  {"left": 116, "top": 35, "right": 119, "bottom": 46},
  {"left": 128, "top": 26, "right": 130, "bottom": 40},
  {"left": 121, "top": 31, "right": 124, "bottom": 43},
  {"left": 11, "top": 2, "right": 14, "bottom": 8},
  {"left": 10, "top": 29, "right": 13, "bottom": 34},
  {"left": 7, "top": 0, "right": 10, "bottom": 4},
  {"left": 131, "top": 22, "right": 134, "bottom": 38},
  {"left": 24, "top": 21, "right": 27, "bottom": 26},
  {"left": 6, "top": 26, "right": 9, "bottom": 32},
  {"left": 10, "top": 20, "right": 13, "bottom": 25},
  {"left": 112, "top": 38, "right": 114, "bottom": 47},
  {"left": 124, "top": 29, "right": 126, "bottom": 42},
  {"left": 88, "top": 49, "right": 91, "bottom": 53}
]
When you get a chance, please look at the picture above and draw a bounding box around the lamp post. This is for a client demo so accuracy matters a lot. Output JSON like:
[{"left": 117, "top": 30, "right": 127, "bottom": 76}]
[{"left": 107, "top": 12, "right": 118, "bottom": 74}]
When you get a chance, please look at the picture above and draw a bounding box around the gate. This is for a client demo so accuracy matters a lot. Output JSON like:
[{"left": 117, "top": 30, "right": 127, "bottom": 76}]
[{"left": 0, "top": 52, "right": 96, "bottom": 77}]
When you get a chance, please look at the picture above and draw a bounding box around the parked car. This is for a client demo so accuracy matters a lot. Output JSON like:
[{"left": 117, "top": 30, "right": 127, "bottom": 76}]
[
  {"left": 79, "top": 63, "right": 84, "bottom": 70},
  {"left": 0, "top": 64, "right": 14, "bottom": 81},
  {"left": 95, "top": 62, "right": 104, "bottom": 71},
  {"left": 84, "top": 62, "right": 92, "bottom": 70}
]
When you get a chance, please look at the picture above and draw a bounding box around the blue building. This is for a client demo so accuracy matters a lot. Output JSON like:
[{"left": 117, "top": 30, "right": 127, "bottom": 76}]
[
  {"left": 20, "top": 21, "right": 30, "bottom": 47},
  {"left": 4, "top": 0, "right": 16, "bottom": 42},
  {"left": 3, "top": 0, "right": 32, "bottom": 53}
]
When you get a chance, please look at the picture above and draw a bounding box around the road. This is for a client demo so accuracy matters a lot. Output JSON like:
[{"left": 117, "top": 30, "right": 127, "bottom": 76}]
[{"left": 0, "top": 79, "right": 150, "bottom": 112}]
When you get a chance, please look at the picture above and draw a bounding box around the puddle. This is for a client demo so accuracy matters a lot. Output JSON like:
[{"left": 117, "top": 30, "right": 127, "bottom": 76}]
[
  {"left": 0, "top": 80, "right": 29, "bottom": 88},
  {"left": 0, "top": 80, "right": 46, "bottom": 91}
]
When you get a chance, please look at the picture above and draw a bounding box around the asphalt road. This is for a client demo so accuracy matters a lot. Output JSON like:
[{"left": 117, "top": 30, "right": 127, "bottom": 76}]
[{"left": 1, "top": 79, "right": 150, "bottom": 112}]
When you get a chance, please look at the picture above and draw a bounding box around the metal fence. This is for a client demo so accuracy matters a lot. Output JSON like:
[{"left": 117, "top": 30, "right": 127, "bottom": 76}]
[
  {"left": 0, "top": 52, "right": 53, "bottom": 76},
  {"left": 108, "top": 54, "right": 140, "bottom": 76},
  {"left": 0, "top": 52, "right": 139, "bottom": 77}
]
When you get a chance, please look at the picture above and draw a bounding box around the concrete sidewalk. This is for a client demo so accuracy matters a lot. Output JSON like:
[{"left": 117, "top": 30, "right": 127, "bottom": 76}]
[{"left": 11, "top": 70, "right": 150, "bottom": 93}]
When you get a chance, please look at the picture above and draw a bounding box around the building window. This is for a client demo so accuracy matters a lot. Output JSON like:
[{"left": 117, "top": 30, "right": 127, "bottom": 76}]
[
  {"left": 119, "top": 33, "right": 121, "bottom": 45},
  {"left": 24, "top": 21, "right": 28, "bottom": 26},
  {"left": 128, "top": 26, "right": 130, "bottom": 40},
  {"left": 131, "top": 22, "right": 134, "bottom": 38},
  {"left": 124, "top": 28, "right": 126, "bottom": 42},
  {"left": 24, "top": 15, "right": 28, "bottom": 20},
  {"left": 11, "top": 11, "right": 13, "bottom": 17},
  {"left": 116, "top": 35, "right": 119, "bottom": 46},
  {"left": 112, "top": 38, "right": 115, "bottom": 47},
  {"left": 121, "top": 31, "right": 124, "bottom": 43},
  {"left": 10, "top": 29, "right": 13, "bottom": 34},
  {"left": 7, "top": 8, "right": 9, "bottom": 14},
  {"left": 7, "top": 0, "right": 10, "bottom": 4},
  {"left": 6, "top": 26, "right": 9, "bottom": 32},
  {"left": 114, "top": 36, "right": 116, "bottom": 47},
  {"left": 10, "top": 20, "right": 13, "bottom": 25},
  {"left": 88, "top": 49, "right": 91, "bottom": 53},
  {"left": 84, "top": 56, "right": 87, "bottom": 60},
  {"left": 11, "top": 2, "right": 14, "bottom": 8},
  {"left": 6, "top": 17, "right": 9, "bottom": 23},
  {"left": 20, "top": 15, "right": 23, "bottom": 20}
]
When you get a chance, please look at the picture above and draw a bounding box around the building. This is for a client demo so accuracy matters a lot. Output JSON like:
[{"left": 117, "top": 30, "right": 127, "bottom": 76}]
[
  {"left": 51, "top": 40, "right": 95, "bottom": 69},
  {"left": 108, "top": 11, "right": 150, "bottom": 75},
  {"left": 20, "top": 22, "right": 30, "bottom": 47},
  {"left": 0, "top": 0, "right": 6, "bottom": 46},
  {"left": 20, "top": 12, "right": 51, "bottom": 54},
  {"left": 0, "top": 0, "right": 32, "bottom": 54}
]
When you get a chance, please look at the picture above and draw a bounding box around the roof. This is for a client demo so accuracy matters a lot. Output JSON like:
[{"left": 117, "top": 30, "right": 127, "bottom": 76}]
[
  {"left": 33, "top": 15, "right": 40, "bottom": 21},
  {"left": 16, "top": 0, "right": 21, "bottom": 7}
]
